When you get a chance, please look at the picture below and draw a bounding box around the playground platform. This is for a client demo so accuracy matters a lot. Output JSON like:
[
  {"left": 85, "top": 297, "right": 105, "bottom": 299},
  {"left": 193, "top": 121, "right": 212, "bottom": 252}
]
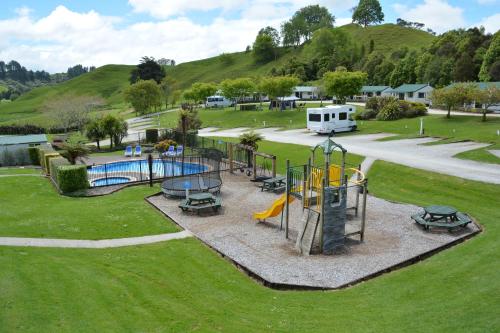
[{"left": 148, "top": 172, "right": 480, "bottom": 289}]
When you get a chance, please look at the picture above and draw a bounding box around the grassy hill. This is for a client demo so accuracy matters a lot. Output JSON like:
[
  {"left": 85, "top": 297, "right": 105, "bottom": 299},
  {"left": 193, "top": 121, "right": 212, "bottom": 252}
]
[
  {"left": 0, "top": 65, "right": 133, "bottom": 126},
  {"left": 0, "top": 24, "right": 435, "bottom": 126},
  {"left": 338, "top": 23, "right": 434, "bottom": 56}
]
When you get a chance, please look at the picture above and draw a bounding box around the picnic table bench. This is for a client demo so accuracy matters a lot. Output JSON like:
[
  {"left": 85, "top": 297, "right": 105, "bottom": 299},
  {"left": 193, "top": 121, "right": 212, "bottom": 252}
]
[
  {"left": 411, "top": 205, "right": 472, "bottom": 231},
  {"left": 260, "top": 176, "right": 286, "bottom": 192},
  {"left": 179, "top": 193, "right": 222, "bottom": 214}
]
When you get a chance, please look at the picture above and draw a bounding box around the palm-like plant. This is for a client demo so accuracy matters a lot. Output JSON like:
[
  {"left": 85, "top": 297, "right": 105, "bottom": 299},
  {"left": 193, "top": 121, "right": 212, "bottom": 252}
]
[
  {"left": 239, "top": 131, "right": 263, "bottom": 150},
  {"left": 60, "top": 143, "right": 90, "bottom": 165}
]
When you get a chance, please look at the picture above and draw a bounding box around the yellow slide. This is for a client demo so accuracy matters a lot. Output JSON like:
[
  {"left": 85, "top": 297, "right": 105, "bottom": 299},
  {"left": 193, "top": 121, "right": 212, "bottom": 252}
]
[{"left": 253, "top": 194, "right": 295, "bottom": 222}]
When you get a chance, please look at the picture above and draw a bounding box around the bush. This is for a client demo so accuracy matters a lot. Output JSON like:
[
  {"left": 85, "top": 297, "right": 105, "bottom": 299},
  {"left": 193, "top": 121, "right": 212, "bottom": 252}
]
[
  {"left": 56, "top": 165, "right": 89, "bottom": 193},
  {"left": 376, "top": 101, "right": 403, "bottom": 121},
  {"left": 49, "top": 157, "right": 70, "bottom": 183},
  {"left": 44, "top": 153, "right": 61, "bottom": 175},
  {"left": 365, "top": 97, "right": 379, "bottom": 112},
  {"left": 355, "top": 109, "right": 378, "bottom": 120},
  {"left": 28, "top": 147, "right": 40, "bottom": 165},
  {"left": 155, "top": 139, "right": 177, "bottom": 152},
  {"left": 145, "top": 129, "right": 159, "bottom": 143},
  {"left": 405, "top": 102, "right": 427, "bottom": 118}
]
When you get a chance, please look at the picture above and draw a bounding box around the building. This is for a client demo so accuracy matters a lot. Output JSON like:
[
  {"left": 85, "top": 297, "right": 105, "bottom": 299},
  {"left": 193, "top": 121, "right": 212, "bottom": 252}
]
[
  {"left": 446, "top": 82, "right": 500, "bottom": 112},
  {"left": 353, "top": 86, "right": 391, "bottom": 101},
  {"left": 0, "top": 134, "right": 48, "bottom": 166},
  {"left": 389, "top": 84, "right": 434, "bottom": 105},
  {"left": 294, "top": 86, "right": 319, "bottom": 100}
]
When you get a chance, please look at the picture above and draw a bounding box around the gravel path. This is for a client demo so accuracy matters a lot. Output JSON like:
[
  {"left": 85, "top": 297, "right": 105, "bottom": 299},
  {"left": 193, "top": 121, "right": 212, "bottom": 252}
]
[
  {"left": 199, "top": 128, "right": 500, "bottom": 184},
  {"left": 0, "top": 230, "right": 192, "bottom": 248}
]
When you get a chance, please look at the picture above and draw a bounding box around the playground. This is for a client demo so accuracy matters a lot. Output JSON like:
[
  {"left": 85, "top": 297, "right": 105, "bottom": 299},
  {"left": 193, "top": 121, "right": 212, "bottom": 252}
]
[{"left": 149, "top": 138, "right": 479, "bottom": 288}]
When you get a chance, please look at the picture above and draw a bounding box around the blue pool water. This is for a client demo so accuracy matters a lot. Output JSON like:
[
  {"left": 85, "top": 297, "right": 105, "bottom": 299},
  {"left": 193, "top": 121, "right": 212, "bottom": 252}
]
[
  {"left": 88, "top": 159, "right": 207, "bottom": 187},
  {"left": 91, "top": 177, "right": 131, "bottom": 187}
]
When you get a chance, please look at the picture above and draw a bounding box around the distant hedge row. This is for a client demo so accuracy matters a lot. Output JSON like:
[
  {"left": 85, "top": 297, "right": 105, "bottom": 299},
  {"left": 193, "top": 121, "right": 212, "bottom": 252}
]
[{"left": 0, "top": 124, "right": 78, "bottom": 135}]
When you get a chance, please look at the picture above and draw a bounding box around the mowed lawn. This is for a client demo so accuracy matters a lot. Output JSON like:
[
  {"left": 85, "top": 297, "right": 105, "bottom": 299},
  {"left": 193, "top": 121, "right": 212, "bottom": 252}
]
[
  {"left": 0, "top": 173, "right": 178, "bottom": 239},
  {"left": 0, "top": 160, "right": 498, "bottom": 332}
]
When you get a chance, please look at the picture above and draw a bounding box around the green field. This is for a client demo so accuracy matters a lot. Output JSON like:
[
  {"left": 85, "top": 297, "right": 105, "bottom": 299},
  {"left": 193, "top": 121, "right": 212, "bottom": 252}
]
[
  {"left": 0, "top": 174, "right": 177, "bottom": 239},
  {"left": 0, "top": 157, "right": 498, "bottom": 331}
]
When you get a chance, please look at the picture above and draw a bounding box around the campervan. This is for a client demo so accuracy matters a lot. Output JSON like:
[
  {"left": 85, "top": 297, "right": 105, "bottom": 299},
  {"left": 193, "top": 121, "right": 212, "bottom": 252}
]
[
  {"left": 205, "top": 95, "right": 233, "bottom": 108},
  {"left": 306, "top": 105, "right": 357, "bottom": 134}
]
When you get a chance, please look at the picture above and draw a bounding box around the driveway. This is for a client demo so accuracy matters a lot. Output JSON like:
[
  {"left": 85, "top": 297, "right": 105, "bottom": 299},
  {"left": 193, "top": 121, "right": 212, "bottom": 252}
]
[{"left": 198, "top": 127, "right": 500, "bottom": 185}]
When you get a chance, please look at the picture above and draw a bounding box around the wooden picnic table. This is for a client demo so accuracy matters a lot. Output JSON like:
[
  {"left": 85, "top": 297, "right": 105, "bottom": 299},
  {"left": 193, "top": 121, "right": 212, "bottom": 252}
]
[
  {"left": 261, "top": 176, "right": 286, "bottom": 192},
  {"left": 179, "top": 193, "right": 222, "bottom": 214}
]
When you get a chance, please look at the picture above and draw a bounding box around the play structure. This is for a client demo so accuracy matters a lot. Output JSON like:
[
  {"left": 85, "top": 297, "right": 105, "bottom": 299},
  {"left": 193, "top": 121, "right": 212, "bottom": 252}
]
[
  {"left": 284, "top": 137, "right": 368, "bottom": 255},
  {"left": 161, "top": 148, "right": 223, "bottom": 197},
  {"left": 253, "top": 194, "right": 295, "bottom": 229}
]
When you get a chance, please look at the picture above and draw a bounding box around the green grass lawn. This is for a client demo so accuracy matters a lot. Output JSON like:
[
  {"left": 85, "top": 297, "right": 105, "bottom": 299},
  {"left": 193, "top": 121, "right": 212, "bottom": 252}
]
[
  {"left": 455, "top": 144, "right": 500, "bottom": 165},
  {"left": 0, "top": 167, "right": 41, "bottom": 175},
  {"left": 0, "top": 176, "right": 177, "bottom": 239},
  {"left": 0, "top": 160, "right": 498, "bottom": 332}
]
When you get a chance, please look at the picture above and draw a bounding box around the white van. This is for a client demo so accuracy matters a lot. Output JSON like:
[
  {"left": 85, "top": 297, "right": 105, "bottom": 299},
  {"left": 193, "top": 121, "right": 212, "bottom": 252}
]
[
  {"left": 307, "top": 105, "right": 357, "bottom": 134},
  {"left": 205, "top": 95, "right": 233, "bottom": 108}
]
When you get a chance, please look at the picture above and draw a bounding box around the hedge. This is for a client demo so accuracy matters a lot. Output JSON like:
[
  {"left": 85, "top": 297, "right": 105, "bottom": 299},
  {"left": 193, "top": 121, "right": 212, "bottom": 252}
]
[
  {"left": 49, "top": 157, "right": 70, "bottom": 184},
  {"left": 28, "top": 147, "right": 40, "bottom": 165},
  {"left": 43, "top": 153, "right": 61, "bottom": 175},
  {"left": 56, "top": 165, "right": 89, "bottom": 193},
  {"left": 145, "top": 129, "right": 159, "bottom": 143}
]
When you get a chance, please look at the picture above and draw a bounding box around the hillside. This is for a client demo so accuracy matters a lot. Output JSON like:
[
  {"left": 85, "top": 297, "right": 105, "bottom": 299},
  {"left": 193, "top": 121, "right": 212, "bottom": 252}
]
[
  {"left": 0, "top": 65, "right": 133, "bottom": 126},
  {"left": 0, "top": 24, "right": 435, "bottom": 126},
  {"left": 338, "top": 23, "right": 434, "bottom": 56}
]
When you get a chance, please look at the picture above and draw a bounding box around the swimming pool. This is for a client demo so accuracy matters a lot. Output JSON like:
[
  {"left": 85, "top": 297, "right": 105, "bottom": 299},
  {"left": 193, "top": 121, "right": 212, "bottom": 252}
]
[{"left": 88, "top": 159, "right": 207, "bottom": 187}]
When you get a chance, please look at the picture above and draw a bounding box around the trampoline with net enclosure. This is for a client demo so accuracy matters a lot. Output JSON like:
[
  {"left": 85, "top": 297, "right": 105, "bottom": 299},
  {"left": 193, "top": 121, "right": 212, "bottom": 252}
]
[{"left": 161, "top": 148, "right": 223, "bottom": 197}]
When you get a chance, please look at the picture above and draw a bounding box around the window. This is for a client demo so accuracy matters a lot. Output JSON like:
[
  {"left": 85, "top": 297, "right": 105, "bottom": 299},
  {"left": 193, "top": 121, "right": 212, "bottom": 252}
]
[
  {"left": 309, "top": 114, "right": 321, "bottom": 122},
  {"left": 331, "top": 113, "right": 336, "bottom": 119},
  {"left": 418, "top": 92, "right": 425, "bottom": 98},
  {"left": 339, "top": 112, "right": 347, "bottom": 120},
  {"left": 376, "top": 91, "right": 381, "bottom": 96},
  {"left": 324, "top": 114, "right": 330, "bottom": 121}
]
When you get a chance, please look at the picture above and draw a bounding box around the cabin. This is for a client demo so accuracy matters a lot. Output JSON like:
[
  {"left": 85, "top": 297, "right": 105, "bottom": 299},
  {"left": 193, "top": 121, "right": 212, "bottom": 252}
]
[
  {"left": 353, "top": 86, "right": 391, "bottom": 101},
  {"left": 294, "top": 86, "right": 319, "bottom": 100},
  {"left": 0, "top": 134, "right": 48, "bottom": 166},
  {"left": 389, "top": 84, "right": 434, "bottom": 105}
]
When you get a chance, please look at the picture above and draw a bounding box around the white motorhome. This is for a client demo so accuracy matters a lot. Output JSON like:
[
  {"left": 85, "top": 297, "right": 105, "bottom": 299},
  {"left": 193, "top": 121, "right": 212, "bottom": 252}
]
[
  {"left": 307, "top": 105, "right": 357, "bottom": 134},
  {"left": 205, "top": 95, "right": 233, "bottom": 108}
]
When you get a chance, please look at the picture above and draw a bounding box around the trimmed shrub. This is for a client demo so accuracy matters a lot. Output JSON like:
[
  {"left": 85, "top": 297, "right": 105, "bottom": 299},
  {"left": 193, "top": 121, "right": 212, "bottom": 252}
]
[
  {"left": 145, "top": 128, "right": 159, "bottom": 143},
  {"left": 43, "top": 153, "right": 60, "bottom": 174},
  {"left": 57, "top": 165, "right": 89, "bottom": 193},
  {"left": 28, "top": 147, "right": 40, "bottom": 165},
  {"left": 377, "top": 101, "right": 403, "bottom": 121},
  {"left": 405, "top": 102, "right": 428, "bottom": 118},
  {"left": 365, "top": 97, "right": 379, "bottom": 112},
  {"left": 49, "top": 157, "right": 70, "bottom": 184}
]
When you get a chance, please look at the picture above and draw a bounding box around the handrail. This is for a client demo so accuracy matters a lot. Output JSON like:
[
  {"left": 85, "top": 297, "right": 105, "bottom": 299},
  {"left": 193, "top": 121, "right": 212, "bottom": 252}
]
[{"left": 348, "top": 167, "right": 366, "bottom": 185}]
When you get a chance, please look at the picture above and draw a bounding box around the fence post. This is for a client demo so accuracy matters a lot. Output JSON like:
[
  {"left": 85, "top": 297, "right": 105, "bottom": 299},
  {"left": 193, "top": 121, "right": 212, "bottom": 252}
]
[
  {"left": 148, "top": 154, "right": 153, "bottom": 187},
  {"left": 272, "top": 155, "right": 277, "bottom": 178},
  {"left": 360, "top": 179, "right": 368, "bottom": 242},
  {"left": 139, "top": 157, "right": 143, "bottom": 182},
  {"left": 252, "top": 152, "right": 257, "bottom": 181},
  {"left": 104, "top": 163, "right": 108, "bottom": 186},
  {"left": 228, "top": 143, "right": 234, "bottom": 174},
  {"left": 285, "top": 159, "right": 290, "bottom": 239}
]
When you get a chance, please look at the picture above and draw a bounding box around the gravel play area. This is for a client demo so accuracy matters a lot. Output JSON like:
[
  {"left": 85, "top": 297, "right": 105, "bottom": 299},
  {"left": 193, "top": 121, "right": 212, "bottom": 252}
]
[{"left": 148, "top": 172, "right": 479, "bottom": 289}]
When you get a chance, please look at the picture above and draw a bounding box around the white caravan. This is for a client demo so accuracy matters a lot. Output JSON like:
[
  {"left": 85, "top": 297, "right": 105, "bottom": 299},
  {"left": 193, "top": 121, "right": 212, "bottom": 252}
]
[
  {"left": 205, "top": 95, "right": 233, "bottom": 108},
  {"left": 307, "top": 105, "right": 357, "bottom": 134}
]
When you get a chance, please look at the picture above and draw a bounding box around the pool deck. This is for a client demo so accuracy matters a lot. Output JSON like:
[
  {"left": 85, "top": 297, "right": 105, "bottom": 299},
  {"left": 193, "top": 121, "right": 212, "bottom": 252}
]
[{"left": 148, "top": 173, "right": 480, "bottom": 289}]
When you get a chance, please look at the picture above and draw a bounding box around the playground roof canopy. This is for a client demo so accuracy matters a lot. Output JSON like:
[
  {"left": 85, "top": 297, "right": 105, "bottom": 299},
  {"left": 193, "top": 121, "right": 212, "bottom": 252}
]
[{"left": 312, "top": 138, "right": 347, "bottom": 155}]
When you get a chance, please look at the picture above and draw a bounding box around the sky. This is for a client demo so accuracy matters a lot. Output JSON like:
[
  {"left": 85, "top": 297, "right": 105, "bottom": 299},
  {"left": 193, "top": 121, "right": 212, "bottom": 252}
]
[{"left": 0, "top": 0, "right": 498, "bottom": 73}]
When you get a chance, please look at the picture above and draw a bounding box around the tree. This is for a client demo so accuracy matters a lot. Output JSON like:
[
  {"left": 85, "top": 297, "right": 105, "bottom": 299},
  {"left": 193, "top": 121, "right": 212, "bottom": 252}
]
[
  {"left": 479, "top": 31, "right": 500, "bottom": 81},
  {"left": 177, "top": 109, "right": 201, "bottom": 132},
  {"left": 45, "top": 95, "right": 103, "bottom": 133},
  {"left": 323, "top": 71, "right": 367, "bottom": 104},
  {"left": 171, "top": 90, "right": 182, "bottom": 107},
  {"left": 101, "top": 115, "right": 128, "bottom": 149},
  {"left": 293, "top": 5, "right": 335, "bottom": 41},
  {"left": 281, "top": 21, "right": 301, "bottom": 47},
  {"left": 389, "top": 51, "right": 418, "bottom": 87},
  {"left": 129, "top": 56, "right": 166, "bottom": 84},
  {"left": 352, "top": 0, "right": 384, "bottom": 27},
  {"left": 253, "top": 33, "right": 277, "bottom": 63},
  {"left": 160, "top": 77, "right": 177, "bottom": 109},
  {"left": 306, "top": 28, "right": 353, "bottom": 63},
  {"left": 431, "top": 84, "right": 477, "bottom": 118},
  {"left": 220, "top": 78, "right": 256, "bottom": 110},
  {"left": 239, "top": 131, "right": 263, "bottom": 166},
  {"left": 474, "top": 85, "right": 500, "bottom": 121},
  {"left": 86, "top": 118, "right": 106, "bottom": 150},
  {"left": 258, "top": 26, "right": 280, "bottom": 46},
  {"left": 60, "top": 143, "right": 90, "bottom": 165},
  {"left": 258, "top": 76, "right": 299, "bottom": 110},
  {"left": 124, "top": 80, "right": 162, "bottom": 116},
  {"left": 184, "top": 82, "right": 218, "bottom": 106}
]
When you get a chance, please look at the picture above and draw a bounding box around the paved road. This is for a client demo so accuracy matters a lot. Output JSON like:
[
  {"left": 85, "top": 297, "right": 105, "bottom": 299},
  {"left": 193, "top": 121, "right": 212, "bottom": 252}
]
[
  {"left": 0, "top": 230, "right": 192, "bottom": 248},
  {"left": 199, "top": 127, "right": 500, "bottom": 184}
]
